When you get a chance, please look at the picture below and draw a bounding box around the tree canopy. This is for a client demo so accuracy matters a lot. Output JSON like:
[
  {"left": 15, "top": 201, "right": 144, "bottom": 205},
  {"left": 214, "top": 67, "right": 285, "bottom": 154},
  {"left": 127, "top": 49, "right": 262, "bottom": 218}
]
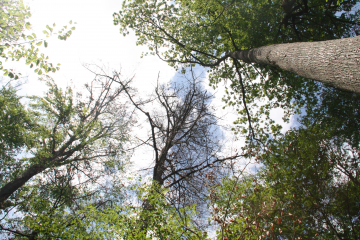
[
  {"left": 0, "top": 75, "right": 133, "bottom": 238},
  {"left": 116, "top": 0, "right": 359, "bottom": 67},
  {"left": 115, "top": 0, "right": 360, "bottom": 142},
  {"left": 0, "top": 0, "right": 359, "bottom": 239}
]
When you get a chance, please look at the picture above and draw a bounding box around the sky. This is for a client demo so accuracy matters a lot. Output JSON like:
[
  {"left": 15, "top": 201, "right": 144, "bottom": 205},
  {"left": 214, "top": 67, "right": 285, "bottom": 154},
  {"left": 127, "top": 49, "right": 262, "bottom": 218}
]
[
  {"left": 4, "top": 0, "right": 294, "bottom": 175},
  {"left": 17, "top": 0, "right": 175, "bottom": 94}
]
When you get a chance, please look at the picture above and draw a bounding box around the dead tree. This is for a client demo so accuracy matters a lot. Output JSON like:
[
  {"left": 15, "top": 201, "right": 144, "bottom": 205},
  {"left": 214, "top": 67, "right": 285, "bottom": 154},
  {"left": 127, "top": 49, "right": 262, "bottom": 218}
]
[{"left": 113, "top": 71, "right": 244, "bottom": 211}]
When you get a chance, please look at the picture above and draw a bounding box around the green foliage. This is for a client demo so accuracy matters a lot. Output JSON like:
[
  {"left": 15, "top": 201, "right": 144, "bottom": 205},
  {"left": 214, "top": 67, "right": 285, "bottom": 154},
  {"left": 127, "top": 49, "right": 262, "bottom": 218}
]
[
  {"left": 208, "top": 87, "right": 360, "bottom": 238},
  {"left": 116, "top": 0, "right": 358, "bottom": 66},
  {"left": 112, "top": 182, "right": 208, "bottom": 239},
  {"left": 18, "top": 180, "right": 207, "bottom": 239},
  {"left": 115, "top": 0, "right": 360, "bottom": 143},
  {"left": 258, "top": 124, "right": 359, "bottom": 238},
  {"left": 0, "top": 86, "right": 28, "bottom": 153},
  {"left": 115, "top": 0, "right": 282, "bottom": 67},
  {"left": 0, "top": 0, "right": 76, "bottom": 79},
  {"left": 0, "top": 86, "right": 32, "bottom": 186},
  {"left": 209, "top": 175, "right": 310, "bottom": 239},
  {"left": 210, "top": 130, "right": 360, "bottom": 239},
  {"left": 300, "top": 86, "right": 360, "bottom": 149},
  {"left": 0, "top": 77, "right": 132, "bottom": 238}
]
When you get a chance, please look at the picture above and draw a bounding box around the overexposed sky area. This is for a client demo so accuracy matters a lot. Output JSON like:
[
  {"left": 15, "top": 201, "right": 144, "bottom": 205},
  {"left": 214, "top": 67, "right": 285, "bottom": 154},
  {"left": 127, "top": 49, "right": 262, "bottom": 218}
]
[{"left": 18, "top": 0, "right": 176, "bottom": 95}]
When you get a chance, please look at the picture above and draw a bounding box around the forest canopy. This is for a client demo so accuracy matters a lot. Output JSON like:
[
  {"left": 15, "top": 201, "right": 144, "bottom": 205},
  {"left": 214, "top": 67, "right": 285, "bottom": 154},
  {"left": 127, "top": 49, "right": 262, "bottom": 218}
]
[
  {"left": 115, "top": 0, "right": 360, "bottom": 142},
  {"left": 0, "top": 0, "right": 359, "bottom": 239}
]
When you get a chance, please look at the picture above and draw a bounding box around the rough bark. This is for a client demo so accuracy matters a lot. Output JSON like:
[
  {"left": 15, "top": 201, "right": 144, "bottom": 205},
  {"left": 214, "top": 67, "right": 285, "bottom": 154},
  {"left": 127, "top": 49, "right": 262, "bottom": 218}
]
[{"left": 229, "top": 36, "right": 360, "bottom": 93}]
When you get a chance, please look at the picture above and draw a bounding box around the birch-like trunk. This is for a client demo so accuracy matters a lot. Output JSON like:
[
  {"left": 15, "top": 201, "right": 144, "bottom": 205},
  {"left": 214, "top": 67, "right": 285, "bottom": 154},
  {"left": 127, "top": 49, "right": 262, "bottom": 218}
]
[{"left": 229, "top": 36, "right": 360, "bottom": 93}]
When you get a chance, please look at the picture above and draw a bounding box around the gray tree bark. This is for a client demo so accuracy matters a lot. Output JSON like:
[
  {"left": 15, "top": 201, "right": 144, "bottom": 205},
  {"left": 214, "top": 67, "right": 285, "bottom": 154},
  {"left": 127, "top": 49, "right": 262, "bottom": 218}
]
[{"left": 229, "top": 36, "right": 360, "bottom": 93}]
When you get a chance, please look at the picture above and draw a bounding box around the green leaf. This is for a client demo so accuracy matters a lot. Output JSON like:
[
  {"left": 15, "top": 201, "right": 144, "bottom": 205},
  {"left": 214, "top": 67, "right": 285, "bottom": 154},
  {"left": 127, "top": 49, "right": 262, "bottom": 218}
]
[{"left": 46, "top": 25, "right": 53, "bottom": 33}]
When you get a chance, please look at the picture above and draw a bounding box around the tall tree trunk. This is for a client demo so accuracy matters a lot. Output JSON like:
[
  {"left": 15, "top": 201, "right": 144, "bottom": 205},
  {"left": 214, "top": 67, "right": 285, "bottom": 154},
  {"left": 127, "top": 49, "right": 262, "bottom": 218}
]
[
  {"left": 229, "top": 36, "right": 360, "bottom": 93},
  {"left": 0, "top": 164, "right": 46, "bottom": 207}
]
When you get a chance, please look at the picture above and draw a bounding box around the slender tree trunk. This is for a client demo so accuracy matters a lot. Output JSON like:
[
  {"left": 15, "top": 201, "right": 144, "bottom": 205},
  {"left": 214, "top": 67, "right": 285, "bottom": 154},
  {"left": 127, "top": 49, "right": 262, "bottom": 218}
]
[
  {"left": 0, "top": 164, "right": 45, "bottom": 207},
  {"left": 229, "top": 36, "right": 360, "bottom": 93}
]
